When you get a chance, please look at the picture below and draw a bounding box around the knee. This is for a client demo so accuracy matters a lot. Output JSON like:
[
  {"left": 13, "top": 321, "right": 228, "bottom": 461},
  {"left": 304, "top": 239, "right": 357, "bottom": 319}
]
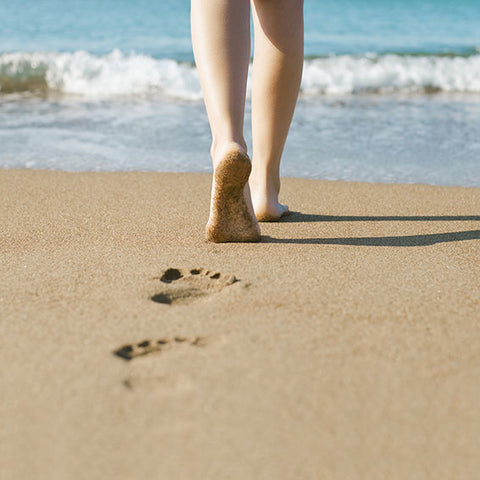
[
  {"left": 255, "top": 0, "right": 303, "bottom": 11},
  {"left": 257, "top": 0, "right": 303, "bottom": 4},
  {"left": 254, "top": 0, "right": 303, "bottom": 23}
]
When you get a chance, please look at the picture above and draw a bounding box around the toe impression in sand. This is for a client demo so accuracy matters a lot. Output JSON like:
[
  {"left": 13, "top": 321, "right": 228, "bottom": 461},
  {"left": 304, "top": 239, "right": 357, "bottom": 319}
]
[{"left": 205, "top": 150, "right": 261, "bottom": 243}]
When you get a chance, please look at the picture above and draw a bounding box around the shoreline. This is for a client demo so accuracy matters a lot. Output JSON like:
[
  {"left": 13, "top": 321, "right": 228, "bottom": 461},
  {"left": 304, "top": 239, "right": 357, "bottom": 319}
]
[
  {"left": 3, "top": 165, "right": 480, "bottom": 189},
  {"left": 1, "top": 168, "right": 479, "bottom": 479}
]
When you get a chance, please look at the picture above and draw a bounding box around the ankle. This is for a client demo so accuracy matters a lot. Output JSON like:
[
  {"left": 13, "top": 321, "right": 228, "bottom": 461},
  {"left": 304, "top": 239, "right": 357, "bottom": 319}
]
[{"left": 250, "top": 170, "right": 280, "bottom": 200}]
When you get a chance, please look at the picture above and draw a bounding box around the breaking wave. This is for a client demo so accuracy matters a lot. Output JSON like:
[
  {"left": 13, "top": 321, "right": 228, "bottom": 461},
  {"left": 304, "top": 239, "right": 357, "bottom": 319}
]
[
  {"left": 0, "top": 50, "right": 202, "bottom": 99},
  {"left": 302, "top": 51, "right": 480, "bottom": 95},
  {"left": 1, "top": 49, "right": 480, "bottom": 99}
]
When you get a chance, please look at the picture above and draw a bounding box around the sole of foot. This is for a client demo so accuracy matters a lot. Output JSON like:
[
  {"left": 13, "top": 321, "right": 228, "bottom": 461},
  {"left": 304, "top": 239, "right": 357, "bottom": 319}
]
[{"left": 205, "top": 150, "right": 261, "bottom": 243}]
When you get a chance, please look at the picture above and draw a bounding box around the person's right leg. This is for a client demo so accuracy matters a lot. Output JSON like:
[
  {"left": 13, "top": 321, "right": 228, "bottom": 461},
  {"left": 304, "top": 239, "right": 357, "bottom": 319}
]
[
  {"left": 191, "top": 0, "right": 260, "bottom": 242},
  {"left": 250, "top": 0, "right": 304, "bottom": 221}
]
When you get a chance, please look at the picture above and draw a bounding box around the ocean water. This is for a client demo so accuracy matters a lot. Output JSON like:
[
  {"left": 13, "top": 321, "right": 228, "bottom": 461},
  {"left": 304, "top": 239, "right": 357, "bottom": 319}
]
[{"left": 1, "top": 0, "right": 480, "bottom": 186}]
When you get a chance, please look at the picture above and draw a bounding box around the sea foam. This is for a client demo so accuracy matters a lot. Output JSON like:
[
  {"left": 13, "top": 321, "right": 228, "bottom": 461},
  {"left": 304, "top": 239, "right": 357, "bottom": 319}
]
[
  {"left": 1, "top": 49, "right": 480, "bottom": 99},
  {"left": 0, "top": 50, "right": 202, "bottom": 99},
  {"left": 302, "top": 53, "right": 480, "bottom": 95}
]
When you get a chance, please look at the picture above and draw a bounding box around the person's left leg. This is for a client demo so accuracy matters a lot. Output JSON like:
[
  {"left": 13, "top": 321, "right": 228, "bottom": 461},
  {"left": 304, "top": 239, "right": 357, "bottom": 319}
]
[
  {"left": 249, "top": 0, "right": 304, "bottom": 221},
  {"left": 191, "top": 0, "right": 260, "bottom": 242}
]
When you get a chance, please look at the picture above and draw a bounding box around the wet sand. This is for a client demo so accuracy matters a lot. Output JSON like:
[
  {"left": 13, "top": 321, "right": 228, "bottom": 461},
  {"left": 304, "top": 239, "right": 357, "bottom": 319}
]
[{"left": 1, "top": 169, "right": 479, "bottom": 479}]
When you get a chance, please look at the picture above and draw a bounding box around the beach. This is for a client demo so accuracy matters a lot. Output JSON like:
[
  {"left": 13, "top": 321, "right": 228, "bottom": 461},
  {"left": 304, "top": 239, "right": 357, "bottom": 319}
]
[
  {"left": 2, "top": 0, "right": 480, "bottom": 476},
  {"left": 1, "top": 169, "right": 479, "bottom": 479}
]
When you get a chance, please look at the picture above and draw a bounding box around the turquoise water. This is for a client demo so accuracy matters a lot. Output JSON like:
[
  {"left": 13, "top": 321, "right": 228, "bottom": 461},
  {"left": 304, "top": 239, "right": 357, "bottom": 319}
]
[
  {"left": 1, "top": 0, "right": 480, "bottom": 185},
  {"left": 1, "top": 0, "right": 479, "bottom": 58}
]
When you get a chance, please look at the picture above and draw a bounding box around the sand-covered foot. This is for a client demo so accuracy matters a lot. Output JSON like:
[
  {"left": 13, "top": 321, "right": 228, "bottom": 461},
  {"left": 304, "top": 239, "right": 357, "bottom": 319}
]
[
  {"left": 252, "top": 199, "right": 290, "bottom": 222},
  {"left": 205, "top": 149, "right": 261, "bottom": 243}
]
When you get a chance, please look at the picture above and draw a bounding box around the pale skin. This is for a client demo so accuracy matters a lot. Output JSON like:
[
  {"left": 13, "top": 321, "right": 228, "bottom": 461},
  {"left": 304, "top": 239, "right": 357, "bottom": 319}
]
[{"left": 191, "top": 0, "right": 304, "bottom": 242}]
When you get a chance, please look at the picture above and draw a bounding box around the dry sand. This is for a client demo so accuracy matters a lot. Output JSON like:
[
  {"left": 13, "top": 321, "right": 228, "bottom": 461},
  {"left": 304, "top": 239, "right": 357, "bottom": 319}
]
[{"left": 1, "top": 169, "right": 479, "bottom": 479}]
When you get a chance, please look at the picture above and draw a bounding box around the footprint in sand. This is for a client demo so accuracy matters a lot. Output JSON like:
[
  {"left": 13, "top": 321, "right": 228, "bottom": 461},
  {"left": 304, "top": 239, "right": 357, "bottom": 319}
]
[
  {"left": 150, "top": 268, "right": 237, "bottom": 305},
  {"left": 113, "top": 336, "right": 208, "bottom": 361}
]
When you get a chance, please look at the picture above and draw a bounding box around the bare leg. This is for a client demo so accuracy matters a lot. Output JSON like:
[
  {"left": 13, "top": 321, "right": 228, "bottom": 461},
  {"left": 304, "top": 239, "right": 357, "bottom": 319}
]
[
  {"left": 191, "top": 0, "right": 260, "bottom": 242},
  {"left": 250, "top": 0, "right": 304, "bottom": 221}
]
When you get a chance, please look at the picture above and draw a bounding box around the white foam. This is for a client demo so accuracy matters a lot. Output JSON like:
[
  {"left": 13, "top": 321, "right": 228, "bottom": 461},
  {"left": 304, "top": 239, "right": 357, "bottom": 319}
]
[
  {"left": 0, "top": 49, "right": 203, "bottom": 100},
  {"left": 302, "top": 53, "right": 480, "bottom": 95},
  {"left": 1, "top": 50, "right": 480, "bottom": 99}
]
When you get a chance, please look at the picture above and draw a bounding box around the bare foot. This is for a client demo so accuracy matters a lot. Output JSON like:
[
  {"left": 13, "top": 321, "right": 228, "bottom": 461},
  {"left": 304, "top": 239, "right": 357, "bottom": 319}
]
[
  {"left": 253, "top": 200, "right": 289, "bottom": 222},
  {"left": 249, "top": 167, "right": 289, "bottom": 222},
  {"left": 205, "top": 148, "right": 261, "bottom": 243},
  {"left": 250, "top": 185, "right": 290, "bottom": 221}
]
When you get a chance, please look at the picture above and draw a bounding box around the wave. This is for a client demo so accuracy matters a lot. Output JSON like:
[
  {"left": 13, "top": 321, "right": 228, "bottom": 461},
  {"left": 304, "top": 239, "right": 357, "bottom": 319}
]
[
  {"left": 302, "top": 51, "right": 480, "bottom": 95},
  {"left": 0, "top": 50, "right": 202, "bottom": 100},
  {"left": 1, "top": 49, "right": 480, "bottom": 99}
]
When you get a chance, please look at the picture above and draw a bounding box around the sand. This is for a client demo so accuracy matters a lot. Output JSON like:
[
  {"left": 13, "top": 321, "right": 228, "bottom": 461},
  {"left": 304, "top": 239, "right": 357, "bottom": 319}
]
[{"left": 1, "top": 168, "right": 479, "bottom": 479}]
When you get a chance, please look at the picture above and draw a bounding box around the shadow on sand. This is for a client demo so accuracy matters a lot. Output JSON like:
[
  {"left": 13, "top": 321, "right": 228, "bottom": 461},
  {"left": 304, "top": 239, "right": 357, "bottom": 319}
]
[
  {"left": 262, "top": 213, "right": 480, "bottom": 247},
  {"left": 279, "top": 213, "right": 480, "bottom": 223}
]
